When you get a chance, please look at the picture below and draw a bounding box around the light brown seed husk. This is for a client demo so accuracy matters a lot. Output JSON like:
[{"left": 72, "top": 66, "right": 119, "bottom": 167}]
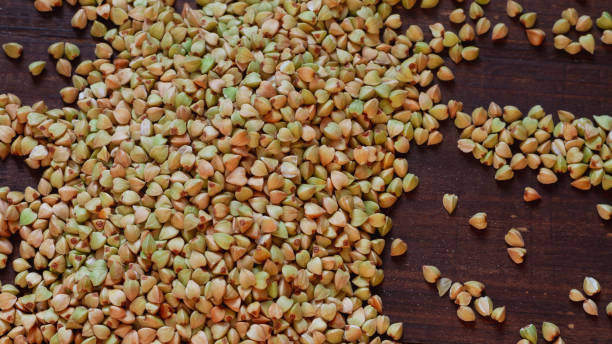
[
  {"left": 436, "top": 277, "right": 452, "bottom": 297},
  {"left": 523, "top": 187, "right": 541, "bottom": 202},
  {"left": 506, "top": 0, "right": 523, "bottom": 18},
  {"left": 474, "top": 296, "right": 493, "bottom": 316},
  {"left": 507, "top": 247, "right": 526, "bottom": 264},
  {"left": 579, "top": 34, "right": 595, "bottom": 54},
  {"left": 562, "top": 8, "right": 578, "bottom": 26},
  {"left": 575, "top": 15, "right": 593, "bottom": 32},
  {"left": 526, "top": 29, "right": 545, "bottom": 46},
  {"left": 564, "top": 41, "right": 582, "bottom": 55},
  {"left": 422, "top": 265, "right": 441, "bottom": 283},
  {"left": 602, "top": 30, "right": 612, "bottom": 45},
  {"left": 390, "top": 238, "right": 408, "bottom": 256},
  {"left": 553, "top": 35, "right": 572, "bottom": 50},
  {"left": 492, "top": 23, "right": 509, "bottom": 40},
  {"left": 47, "top": 42, "right": 64, "bottom": 59},
  {"left": 596, "top": 204, "right": 612, "bottom": 220},
  {"left": 464, "top": 281, "right": 485, "bottom": 297},
  {"left": 449, "top": 9, "right": 466, "bottom": 24},
  {"left": 583, "top": 299, "right": 598, "bottom": 316},
  {"left": 442, "top": 193, "right": 458, "bottom": 214},
  {"left": 552, "top": 18, "right": 570, "bottom": 35},
  {"left": 469, "top": 212, "right": 487, "bottom": 230},
  {"left": 569, "top": 288, "right": 586, "bottom": 302},
  {"left": 71, "top": 9, "right": 87, "bottom": 29},
  {"left": 2, "top": 43, "right": 23, "bottom": 59},
  {"left": 537, "top": 168, "right": 558, "bottom": 184},
  {"left": 491, "top": 306, "right": 506, "bottom": 323},
  {"left": 28, "top": 61, "right": 46, "bottom": 76},
  {"left": 56, "top": 58, "right": 72, "bottom": 77},
  {"left": 583, "top": 276, "right": 601, "bottom": 296},
  {"left": 461, "top": 46, "right": 479, "bottom": 61},
  {"left": 437, "top": 66, "right": 455, "bottom": 81},
  {"left": 520, "top": 12, "right": 537, "bottom": 29},
  {"left": 449, "top": 282, "right": 464, "bottom": 300},
  {"left": 542, "top": 322, "right": 560, "bottom": 341},
  {"left": 476, "top": 18, "right": 491, "bottom": 35},
  {"left": 505, "top": 228, "right": 525, "bottom": 247},
  {"left": 455, "top": 291, "right": 472, "bottom": 306},
  {"left": 457, "top": 306, "right": 476, "bottom": 322}
]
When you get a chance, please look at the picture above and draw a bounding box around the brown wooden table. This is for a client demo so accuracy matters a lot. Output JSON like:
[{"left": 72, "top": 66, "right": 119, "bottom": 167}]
[{"left": 1, "top": 0, "right": 611, "bottom": 343}]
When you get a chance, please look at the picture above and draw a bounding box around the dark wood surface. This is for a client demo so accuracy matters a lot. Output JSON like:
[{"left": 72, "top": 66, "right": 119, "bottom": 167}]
[{"left": 1, "top": 0, "right": 611, "bottom": 343}]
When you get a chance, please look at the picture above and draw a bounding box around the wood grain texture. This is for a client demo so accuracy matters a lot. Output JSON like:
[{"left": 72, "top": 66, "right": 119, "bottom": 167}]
[{"left": 1, "top": 0, "right": 611, "bottom": 343}]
